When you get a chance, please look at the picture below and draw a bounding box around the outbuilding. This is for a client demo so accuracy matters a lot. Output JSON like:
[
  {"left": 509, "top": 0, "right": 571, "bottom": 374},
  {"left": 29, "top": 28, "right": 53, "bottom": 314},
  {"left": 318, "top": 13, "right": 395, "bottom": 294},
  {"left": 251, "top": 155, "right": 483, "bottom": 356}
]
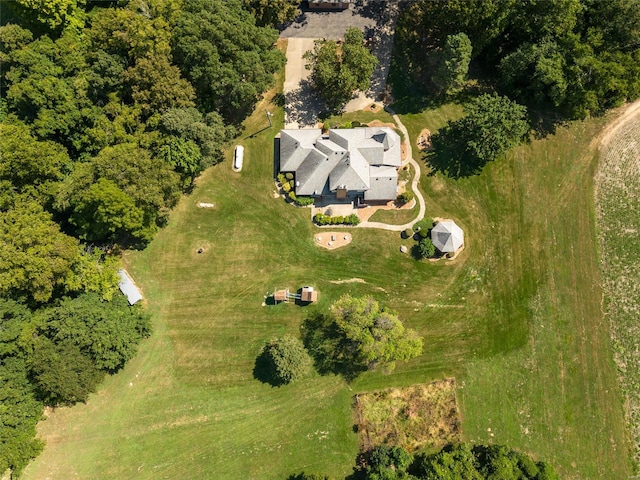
[
  {"left": 430, "top": 220, "right": 464, "bottom": 253},
  {"left": 118, "top": 269, "right": 143, "bottom": 305}
]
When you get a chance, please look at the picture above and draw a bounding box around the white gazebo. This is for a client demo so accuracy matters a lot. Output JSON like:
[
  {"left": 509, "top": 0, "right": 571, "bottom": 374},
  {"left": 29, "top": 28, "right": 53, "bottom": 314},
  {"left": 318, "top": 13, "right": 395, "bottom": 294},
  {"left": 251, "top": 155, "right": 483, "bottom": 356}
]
[{"left": 431, "top": 220, "right": 464, "bottom": 253}]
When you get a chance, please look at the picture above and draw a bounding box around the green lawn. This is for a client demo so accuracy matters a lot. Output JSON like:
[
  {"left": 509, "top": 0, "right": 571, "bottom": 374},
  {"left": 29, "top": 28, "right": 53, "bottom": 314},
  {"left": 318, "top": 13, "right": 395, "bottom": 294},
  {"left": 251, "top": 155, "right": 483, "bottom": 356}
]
[
  {"left": 368, "top": 163, "right": 417, "bottom": 225},
  {"left": 24, "top": 89, "right": 632, "bottom": 478}
]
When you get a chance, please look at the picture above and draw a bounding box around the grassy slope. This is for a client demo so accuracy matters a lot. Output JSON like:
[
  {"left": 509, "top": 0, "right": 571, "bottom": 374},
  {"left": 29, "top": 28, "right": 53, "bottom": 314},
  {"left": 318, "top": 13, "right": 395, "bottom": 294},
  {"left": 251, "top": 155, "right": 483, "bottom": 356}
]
[
  {"left": 400, "top": 108, "right": 631, "bottom": 478},
  {"left": 24, "top": 90, "right": 632, "bottom": 480}
]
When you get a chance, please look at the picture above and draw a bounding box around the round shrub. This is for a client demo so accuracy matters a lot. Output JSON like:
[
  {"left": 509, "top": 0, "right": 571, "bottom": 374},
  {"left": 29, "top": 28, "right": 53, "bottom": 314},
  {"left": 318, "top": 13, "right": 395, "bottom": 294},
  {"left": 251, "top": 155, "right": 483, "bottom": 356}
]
[
  {"left": 346, "top": 213, "right": 360, "bottom": 225},
  {"left": 285, "top": 173, "right": 294, "bottom": 180},
  {"left": 255, "top": 335, "right": 312, "bottom": 386},
  {"left": 282, "top": 182, "right": 291, "bottom": 193},
  {"left": 396, "top": 191, "right": 414, "bottom": 205},
  {"left": 418, "top": 228, "right": 429, "bottom": 238},
  {"left": 403, "top": 228, "right": 413, "bottom": 239},
  {"left": 417, "top": 237, "right": 436, "bottom": 259}
]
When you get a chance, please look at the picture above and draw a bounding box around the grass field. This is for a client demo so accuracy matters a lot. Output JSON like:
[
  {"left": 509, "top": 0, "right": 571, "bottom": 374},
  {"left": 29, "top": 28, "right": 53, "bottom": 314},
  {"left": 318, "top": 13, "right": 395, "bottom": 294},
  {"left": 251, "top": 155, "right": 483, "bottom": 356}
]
[
  {"left": 596, "top": 111, "right": 640, "bottom": 470},
  {"left": 23, "top": 83, "right": 634, "bottom": 479}
]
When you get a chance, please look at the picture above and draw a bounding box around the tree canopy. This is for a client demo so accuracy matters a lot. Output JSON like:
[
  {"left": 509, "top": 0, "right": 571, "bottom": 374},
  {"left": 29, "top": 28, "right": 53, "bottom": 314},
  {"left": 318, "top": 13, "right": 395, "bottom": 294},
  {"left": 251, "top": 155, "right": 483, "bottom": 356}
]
[
  {"left": 303, "top": 28, "right": 378, "bottom": 111},
  {"left": 302, "top": 295, "right": 423, "bottom": 379},
  {"left": 296, "top": 443, "right": 559, "bottom": 480},
  {"left": 254, "top": 335, "right": 313, "bottom": 386},
  {"left": 429, "top": 94, "right": 529, "bottom": 177},
  {"left": 393, "top": 0, "right": 640, "bottom": 120},
  {"left": 0, "top": 0, "right": 284, "bottom": 472}
]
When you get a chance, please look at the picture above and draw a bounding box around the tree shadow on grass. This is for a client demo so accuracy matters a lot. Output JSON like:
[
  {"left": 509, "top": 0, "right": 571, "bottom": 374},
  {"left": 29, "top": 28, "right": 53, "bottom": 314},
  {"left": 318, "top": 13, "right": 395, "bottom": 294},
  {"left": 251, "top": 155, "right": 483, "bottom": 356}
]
[
  {"left": 252, "top": 349, "right": 284, "bottom": 387},
  {"left": 423, "top": 149, "right": 483, "bottom": 179},
  {"left": 301, "top": 312, "right": 366, "bottom": 383}
]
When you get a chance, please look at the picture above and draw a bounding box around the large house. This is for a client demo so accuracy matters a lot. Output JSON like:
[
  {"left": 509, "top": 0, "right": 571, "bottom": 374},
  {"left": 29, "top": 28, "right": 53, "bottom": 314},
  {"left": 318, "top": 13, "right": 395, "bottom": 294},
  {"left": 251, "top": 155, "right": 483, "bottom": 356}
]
[{"left": 278, "top": 127, "right": 401, "bottom": 202}]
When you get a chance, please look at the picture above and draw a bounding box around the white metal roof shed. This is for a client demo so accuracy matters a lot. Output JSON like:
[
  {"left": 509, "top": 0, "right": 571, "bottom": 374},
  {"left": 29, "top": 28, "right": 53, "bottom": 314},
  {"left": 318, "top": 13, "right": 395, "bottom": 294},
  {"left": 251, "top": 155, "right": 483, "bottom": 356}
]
[{"left": 118, "top": 269, "right": 143, "bottom": 305}]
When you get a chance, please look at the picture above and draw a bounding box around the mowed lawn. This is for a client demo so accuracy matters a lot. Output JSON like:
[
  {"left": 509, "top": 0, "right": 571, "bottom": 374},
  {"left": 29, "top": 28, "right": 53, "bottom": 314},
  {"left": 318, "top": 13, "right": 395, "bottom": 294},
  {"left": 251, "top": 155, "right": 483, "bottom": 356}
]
[{"left": 24, "top": 89, "right": 632, "bottom": 478}]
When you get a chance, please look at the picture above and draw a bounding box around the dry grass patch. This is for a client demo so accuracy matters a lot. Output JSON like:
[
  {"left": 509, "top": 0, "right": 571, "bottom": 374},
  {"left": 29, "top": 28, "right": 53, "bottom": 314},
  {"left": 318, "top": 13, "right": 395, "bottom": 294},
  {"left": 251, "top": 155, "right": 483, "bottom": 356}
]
[{"left": 354, "top": 379, "right": 460, "bottom": 452}]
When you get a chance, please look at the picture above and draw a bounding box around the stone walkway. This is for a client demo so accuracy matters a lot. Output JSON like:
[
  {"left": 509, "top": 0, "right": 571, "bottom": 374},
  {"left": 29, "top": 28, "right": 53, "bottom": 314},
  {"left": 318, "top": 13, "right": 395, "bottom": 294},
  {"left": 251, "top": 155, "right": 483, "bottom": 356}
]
[{"left": 358, "top": 108, "right": 427, "bottom": 231}]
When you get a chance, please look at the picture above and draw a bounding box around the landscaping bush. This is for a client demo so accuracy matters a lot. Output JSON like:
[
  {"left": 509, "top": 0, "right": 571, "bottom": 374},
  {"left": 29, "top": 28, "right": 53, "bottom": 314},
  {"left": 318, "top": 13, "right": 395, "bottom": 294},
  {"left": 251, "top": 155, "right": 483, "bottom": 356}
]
[
  {"left": 345, "top": 214, "right": 360, "bottom": 225},
  {"left": 403, "top": 228, "right": 413, "bottom": 239},
  {"left": 418, "top": 228, "right": 429, "bottom": 238},
  {"left": 339, "top": 121, "right": 352, "bottom": 129},
  {"left": 288, "top": 191, "right": 297, "bottom": 202},
  {"left": 285, "top": 173, "right": 294, "bottom": 180},
  {"left": 396, "top": 191, "right": 414, "bottom": 205},
  {"left": 413, "top": 219, "right": 432, "bottom": 233},
  {"left": 417, "top": 237, "right": 436, "bottom": 259},
  {"left": 289, "top": 180, "right": 295, "bottom": 188},
  {"left": 294, "top": 196, "right": 314, "bottom": 207},
  {"left": 314, "top": 213, "right": 329, "bottom": 225},
  {"left": 277, "top": 173, "right": 287, "bottom": 184},
  {"left": 282, "top": 182, "right": 291, "bottom": 193},
  {"left": 352, "top": 120, "right": 362, "bottom": 127},
  {"left": 313, "top": 213, "right": 359, "bottom": 226}
]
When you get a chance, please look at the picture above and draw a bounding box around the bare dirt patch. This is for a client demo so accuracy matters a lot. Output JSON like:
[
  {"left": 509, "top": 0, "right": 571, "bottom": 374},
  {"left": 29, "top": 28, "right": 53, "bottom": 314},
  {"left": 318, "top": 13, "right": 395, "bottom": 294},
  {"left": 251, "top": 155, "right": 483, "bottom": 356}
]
[
  {"left": 417, "top": 128, "right": 432, "bottom": 151},
  {"left": 354, "top": 379, "right": 461, "bottom": 452},
  {"left": 314, "top": 232, "right": 352, "bottom": 250},
  {"left": 330, "top": 278, "right": 367, "bottom": 284}
]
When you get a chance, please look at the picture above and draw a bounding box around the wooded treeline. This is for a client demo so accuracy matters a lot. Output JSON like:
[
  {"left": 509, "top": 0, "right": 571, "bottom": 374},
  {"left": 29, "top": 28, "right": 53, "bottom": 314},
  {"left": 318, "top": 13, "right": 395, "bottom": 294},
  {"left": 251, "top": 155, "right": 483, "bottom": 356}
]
[
  {"left": 0, "top": 0, "right": 290, "bottom": 475},
  {"left": 394, "top": 0, "right": 640, "bottom": 121}
]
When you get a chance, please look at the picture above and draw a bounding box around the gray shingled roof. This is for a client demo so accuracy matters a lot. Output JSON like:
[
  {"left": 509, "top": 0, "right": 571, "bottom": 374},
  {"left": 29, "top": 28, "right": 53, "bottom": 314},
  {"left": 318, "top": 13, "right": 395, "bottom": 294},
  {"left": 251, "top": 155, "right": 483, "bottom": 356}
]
[
  {"left": 279, "top": 127, "right": 401, "bottom": 200},
  {"left": 365, "top": 166, "right": 398, "bottom": 201},
  {"left": 431, "top": 220, "right": 464, "bottom": 253}
]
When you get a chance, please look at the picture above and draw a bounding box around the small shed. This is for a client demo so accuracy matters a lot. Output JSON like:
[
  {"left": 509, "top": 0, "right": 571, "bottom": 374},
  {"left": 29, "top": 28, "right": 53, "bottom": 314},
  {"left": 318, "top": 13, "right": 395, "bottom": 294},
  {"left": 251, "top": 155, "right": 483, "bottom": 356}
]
[
  {"left": 430, "top": 220, "right": 464, "bottom": 253},
  {"left": 118, "top": 269, "right": 143, "bottom": 305},
  {"left": 274, "top": 288, "right": 289, "bottom": 303},
  {"left": 300, "top": 286, "right": 318, "bottom": 303}
]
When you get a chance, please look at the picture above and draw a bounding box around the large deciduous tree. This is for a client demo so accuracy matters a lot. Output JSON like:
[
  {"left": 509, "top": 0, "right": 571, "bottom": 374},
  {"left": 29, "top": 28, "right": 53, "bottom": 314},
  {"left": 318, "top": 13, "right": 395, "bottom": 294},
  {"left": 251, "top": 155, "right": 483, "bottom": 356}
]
[
  {"left": 69, "top": 177, "right": 147, "bottom": 244},
  {"left": 303, "top": 295, "right": 422, "bottom": 379},
  {"left": 432, "top": 33, "right": 472, "bottom": 95},
  {"left": 0, "top": 120, "right": 70, "bottom": 204},
  {"left": 242, "top": 0, "right": 299, "bottom": 27},
  {"left": 28, "top": 337, "right": 103, "bottom": 406},
  {"left": 40, "top": 293, "right": 151, "bottom": 372},
  {"left": 0, "top": 201, "right": 116, "bottom": 303},
  {"left": 303, "top": 28, "right": 378, "bottom": 111},
  {"left": 430, "top": 94, "right": 529, "bottom": 177}
]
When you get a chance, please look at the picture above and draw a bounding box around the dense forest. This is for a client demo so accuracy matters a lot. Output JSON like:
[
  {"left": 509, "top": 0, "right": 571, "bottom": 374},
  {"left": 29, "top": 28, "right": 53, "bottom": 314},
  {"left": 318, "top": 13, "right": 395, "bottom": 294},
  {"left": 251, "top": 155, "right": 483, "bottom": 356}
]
[
  {"left": 0, "top": 0, "right": 292, "bottom": 475},
  {"left": 393, "top": 0, "right": 640, "bottom": 122}
]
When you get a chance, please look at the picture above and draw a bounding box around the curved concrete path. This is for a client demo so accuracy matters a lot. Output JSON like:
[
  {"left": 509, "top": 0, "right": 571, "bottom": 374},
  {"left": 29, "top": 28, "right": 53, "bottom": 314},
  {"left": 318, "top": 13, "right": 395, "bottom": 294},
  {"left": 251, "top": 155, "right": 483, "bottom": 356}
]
[{"left": 358, "top": 108, "right": 427, "bottom": 231}]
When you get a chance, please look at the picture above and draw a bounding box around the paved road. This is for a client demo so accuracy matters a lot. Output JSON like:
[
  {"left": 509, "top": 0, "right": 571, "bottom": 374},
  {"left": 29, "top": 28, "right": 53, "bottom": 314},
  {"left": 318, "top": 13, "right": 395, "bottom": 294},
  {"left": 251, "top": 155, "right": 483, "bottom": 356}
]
[{"left": 358, "top": 108, "right": 427, "bottom": 231}]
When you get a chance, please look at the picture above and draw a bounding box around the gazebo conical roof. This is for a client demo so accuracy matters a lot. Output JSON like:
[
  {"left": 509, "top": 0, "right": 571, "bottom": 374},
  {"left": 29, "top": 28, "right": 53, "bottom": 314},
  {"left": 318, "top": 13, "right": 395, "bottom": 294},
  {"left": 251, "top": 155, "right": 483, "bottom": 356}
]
[{"left": 430, "top": 220, "right": 464, "bottom": 253}]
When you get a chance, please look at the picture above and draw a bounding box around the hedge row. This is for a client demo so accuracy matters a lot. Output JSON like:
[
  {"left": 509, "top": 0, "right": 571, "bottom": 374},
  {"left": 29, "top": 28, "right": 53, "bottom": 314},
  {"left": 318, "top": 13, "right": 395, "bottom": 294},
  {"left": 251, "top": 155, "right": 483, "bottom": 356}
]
[{"left": 314, "top": 213, "right": 360, "bottom": 226}]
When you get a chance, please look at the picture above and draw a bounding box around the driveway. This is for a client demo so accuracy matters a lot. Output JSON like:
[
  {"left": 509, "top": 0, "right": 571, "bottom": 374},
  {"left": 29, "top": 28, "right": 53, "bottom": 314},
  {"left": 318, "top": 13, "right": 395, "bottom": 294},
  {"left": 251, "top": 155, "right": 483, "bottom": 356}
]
[{"left": 281, "top": 2, "right": 400, "bottom": 129}]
